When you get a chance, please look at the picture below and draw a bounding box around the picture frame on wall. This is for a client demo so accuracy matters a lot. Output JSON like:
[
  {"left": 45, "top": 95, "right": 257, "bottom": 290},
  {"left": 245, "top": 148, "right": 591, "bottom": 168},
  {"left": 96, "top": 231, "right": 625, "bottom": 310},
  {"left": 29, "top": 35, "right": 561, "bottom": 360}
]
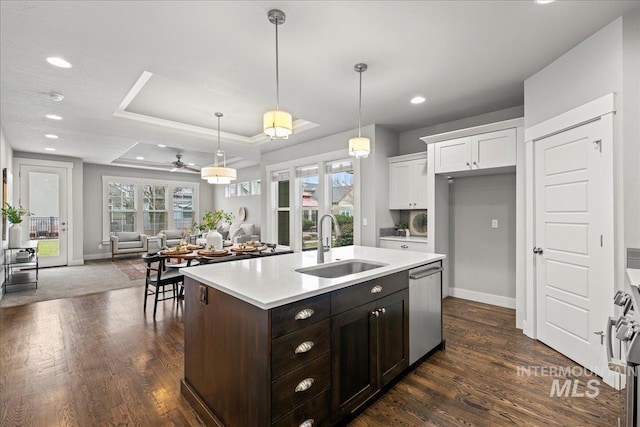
[{"left": 240, "top": 181, "right": 250, "bottom": 196}]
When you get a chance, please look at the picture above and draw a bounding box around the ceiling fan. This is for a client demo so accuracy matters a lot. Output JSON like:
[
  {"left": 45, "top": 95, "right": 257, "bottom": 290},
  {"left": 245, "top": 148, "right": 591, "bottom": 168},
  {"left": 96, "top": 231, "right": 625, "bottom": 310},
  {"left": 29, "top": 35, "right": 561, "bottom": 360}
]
[{"left": 170, "top": 154, "right": 200, "bottom": 173}]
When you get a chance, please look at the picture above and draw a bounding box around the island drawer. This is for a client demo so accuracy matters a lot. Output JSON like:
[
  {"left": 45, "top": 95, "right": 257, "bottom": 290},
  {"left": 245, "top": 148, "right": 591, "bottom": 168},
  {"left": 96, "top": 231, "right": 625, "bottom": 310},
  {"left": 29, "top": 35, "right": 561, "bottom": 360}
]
[
  {"left": 272, "top": 389, "right": 330, "bottom": 427},
  {"left": 271, "top": 354, "right": 331, "bottom": 421},
  {"left": 272, "top": 319, "right": 331, "bottom": 380},
  {"left": 331, "top": 270, "right": 408, "bottom": 315},
  {"left": 272, "top": 293, "right": 331, "bottom": 338}
]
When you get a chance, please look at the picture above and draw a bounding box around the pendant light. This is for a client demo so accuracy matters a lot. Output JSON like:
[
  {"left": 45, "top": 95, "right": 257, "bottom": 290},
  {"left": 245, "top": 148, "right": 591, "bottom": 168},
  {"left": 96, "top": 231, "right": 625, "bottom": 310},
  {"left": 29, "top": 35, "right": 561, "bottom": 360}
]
[
  {"left": 201, "top": 112, "right": 237, "bottom": 184},
  {"left": 263, "top": 9, "right": 293, "bottom": 140},
  {"left": 349, "top": 63, "right": 370, "bottom": 159}
]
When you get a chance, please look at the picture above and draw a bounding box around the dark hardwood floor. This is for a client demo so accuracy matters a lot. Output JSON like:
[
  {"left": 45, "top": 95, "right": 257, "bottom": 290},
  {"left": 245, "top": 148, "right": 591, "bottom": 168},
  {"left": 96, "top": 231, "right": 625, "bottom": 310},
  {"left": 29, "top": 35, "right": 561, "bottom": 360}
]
[{"left": 0, "top": 289, "right": 621, "bottom": 426}]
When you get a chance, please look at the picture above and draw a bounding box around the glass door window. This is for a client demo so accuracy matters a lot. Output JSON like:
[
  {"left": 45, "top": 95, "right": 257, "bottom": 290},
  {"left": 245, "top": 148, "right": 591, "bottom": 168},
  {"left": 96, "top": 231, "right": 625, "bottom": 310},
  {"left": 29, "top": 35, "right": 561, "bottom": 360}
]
[
  {"left": 327, "top": 160, "right": 354, "bottom": 247},
  {"left": 298, "top": 165, "right": 319, "bottom": 250}
]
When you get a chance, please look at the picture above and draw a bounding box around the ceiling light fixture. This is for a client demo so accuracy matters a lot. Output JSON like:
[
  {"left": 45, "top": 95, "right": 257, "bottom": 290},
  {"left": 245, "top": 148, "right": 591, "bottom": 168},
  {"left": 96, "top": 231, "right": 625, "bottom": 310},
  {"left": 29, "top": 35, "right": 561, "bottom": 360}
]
[
  {"left": 263, "top": 9, "right": 293, "bottom": 140},
  {"left": 45, "top": 147, "right": 56, "bottom": 152},
  {"left": 410, "top": 96, "right": 426, "bottom": 104},
  {"left": 535, "top": 0, "right": 555, "bottom": 4},
  {"left": 46, "top": 57, "right": 72, "bottom": 68},
  {"left": 157, "top": 144, "right": 167, "bottom": 148},
  {"left": 45, "top": 134, "right": 58, "bottom": 139},
  {"left": 349, "top": 63, "right": 370, "bottom": 159},
  {"left": 201, "top": 112, "right": 237, "bottom": 184},
  {"left": 45, "top": 114, "right": 62, "bottom": 120},
  {"left": 48, "top": 92, "right": 64, "bottom": 102},
  {"left": 136, "top": 156, "right": 144, "bottom": 160}
]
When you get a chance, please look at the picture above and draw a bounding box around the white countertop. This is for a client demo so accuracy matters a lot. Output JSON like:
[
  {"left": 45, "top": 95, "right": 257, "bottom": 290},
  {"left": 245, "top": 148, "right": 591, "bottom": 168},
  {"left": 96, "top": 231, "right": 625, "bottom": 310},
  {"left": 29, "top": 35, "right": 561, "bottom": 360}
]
[
  {"left": 628, "top": 268, "right": 640, "bottom": 287},
  {"left": 379, "top": 235, "right": 428, "bottom": 243},
  {"left": 181, "top": 245, "right": 445, "bottom": 310}
]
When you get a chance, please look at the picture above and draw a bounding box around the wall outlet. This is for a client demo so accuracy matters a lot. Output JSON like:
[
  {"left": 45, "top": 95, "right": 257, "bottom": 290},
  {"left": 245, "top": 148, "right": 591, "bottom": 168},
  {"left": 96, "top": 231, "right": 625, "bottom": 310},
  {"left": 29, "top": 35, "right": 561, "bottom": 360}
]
[
  {"left": 362, "top": 218, "right": 368, "bottom": 226},
  {"left": 491, "top": 219, "right": 498, "bottom": 229},
  {"left": 98, "top": 244, "right": 103, "bottom": 249}
]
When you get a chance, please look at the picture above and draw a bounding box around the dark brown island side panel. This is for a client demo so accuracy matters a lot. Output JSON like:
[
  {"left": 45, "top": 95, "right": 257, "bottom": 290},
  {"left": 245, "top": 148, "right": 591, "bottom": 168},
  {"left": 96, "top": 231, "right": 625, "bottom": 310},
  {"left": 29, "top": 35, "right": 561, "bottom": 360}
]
[{"left": 183, "top": 277, "right": 271, "bottom": 427}]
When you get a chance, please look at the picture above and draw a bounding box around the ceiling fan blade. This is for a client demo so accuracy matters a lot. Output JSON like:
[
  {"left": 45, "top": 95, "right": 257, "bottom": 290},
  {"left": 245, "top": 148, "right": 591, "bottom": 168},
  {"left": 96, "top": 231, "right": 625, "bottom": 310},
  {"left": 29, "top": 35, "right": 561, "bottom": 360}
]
[
  {"left": 185, "top": 165, "right": 201, "bottom": 172},
  {"left": 170, "top": 167, "right": 178, "bottom": 172}
]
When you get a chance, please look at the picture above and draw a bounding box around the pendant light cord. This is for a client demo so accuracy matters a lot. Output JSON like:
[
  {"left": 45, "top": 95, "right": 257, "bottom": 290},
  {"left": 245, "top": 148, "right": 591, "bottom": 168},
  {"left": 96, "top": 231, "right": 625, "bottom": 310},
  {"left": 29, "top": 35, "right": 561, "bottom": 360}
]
[
  {"left": 358, "top": 69, "right": 362, "bottom": 137},
  {"left": 275, "top": 20, "right": 280, "bottom": 110}
]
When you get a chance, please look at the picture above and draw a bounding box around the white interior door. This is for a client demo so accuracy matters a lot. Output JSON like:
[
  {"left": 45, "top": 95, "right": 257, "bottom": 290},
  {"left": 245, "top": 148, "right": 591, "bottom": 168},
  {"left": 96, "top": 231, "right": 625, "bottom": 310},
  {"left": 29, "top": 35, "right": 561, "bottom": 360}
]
[
  {"left": 20, "top": 164, "right": 69, "bottom": 267},
  {"left": 534, "top": 118, "right": 611, "bottom": 376}
]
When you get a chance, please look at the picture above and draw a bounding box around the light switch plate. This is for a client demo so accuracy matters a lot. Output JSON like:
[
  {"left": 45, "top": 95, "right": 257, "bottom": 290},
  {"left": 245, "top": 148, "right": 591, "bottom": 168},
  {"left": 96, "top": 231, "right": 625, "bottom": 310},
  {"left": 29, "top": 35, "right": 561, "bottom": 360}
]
[{"left": 491, "top": 219, "right": 498, "bottom": 229}]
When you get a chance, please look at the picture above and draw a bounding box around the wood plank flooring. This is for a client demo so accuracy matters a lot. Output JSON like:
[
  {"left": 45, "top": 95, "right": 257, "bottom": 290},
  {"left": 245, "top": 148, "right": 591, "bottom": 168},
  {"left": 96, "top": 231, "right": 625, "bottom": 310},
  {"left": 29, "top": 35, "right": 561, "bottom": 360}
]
[{"left": 0, "top": 289, "right": 621, "bottom": 426}]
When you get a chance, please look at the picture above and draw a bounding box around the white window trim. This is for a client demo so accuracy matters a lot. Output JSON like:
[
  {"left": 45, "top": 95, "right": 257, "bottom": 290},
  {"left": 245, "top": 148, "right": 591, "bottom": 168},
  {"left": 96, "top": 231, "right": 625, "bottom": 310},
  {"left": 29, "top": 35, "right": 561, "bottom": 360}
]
[
  {"left": 265, "top": 149, "right": 361, "bottom": 251},
  {"left": 102, "top": 175, "right": 199, "bottom": 240}
]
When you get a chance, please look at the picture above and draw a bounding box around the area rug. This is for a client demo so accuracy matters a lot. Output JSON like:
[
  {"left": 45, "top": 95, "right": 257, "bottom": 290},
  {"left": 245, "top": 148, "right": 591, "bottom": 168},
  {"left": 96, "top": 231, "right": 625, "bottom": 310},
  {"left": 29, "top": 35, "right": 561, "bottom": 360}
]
[
  {"left": 0, "top": 260, "right": 144, "bottom": 308},
  {"left": 112, "top": 257, "right": 147, "bottom": 281}
]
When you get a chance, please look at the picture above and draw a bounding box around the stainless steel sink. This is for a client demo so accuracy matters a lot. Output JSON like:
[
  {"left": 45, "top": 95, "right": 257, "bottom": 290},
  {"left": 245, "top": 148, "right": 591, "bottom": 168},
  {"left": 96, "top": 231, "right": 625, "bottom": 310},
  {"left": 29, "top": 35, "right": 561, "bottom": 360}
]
[{"left": 295, "top": 259, "right": 387, "bottom": 278}]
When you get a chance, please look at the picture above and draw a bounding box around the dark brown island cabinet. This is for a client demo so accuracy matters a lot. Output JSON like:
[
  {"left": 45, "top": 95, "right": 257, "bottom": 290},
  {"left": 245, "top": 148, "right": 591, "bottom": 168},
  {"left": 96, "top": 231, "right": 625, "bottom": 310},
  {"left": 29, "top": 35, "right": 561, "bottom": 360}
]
[{"left": 181, "top": 265, "right": 443, "bottom": 427}]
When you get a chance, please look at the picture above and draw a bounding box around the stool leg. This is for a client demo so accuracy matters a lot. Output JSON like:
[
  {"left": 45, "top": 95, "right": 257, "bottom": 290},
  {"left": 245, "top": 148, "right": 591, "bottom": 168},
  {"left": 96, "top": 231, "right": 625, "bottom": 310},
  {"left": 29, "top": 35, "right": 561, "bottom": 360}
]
[
  {"left": 153, "top": 284, "right": 160, "bottom": 318},
  {"left": 144, "top": 281, "right": 149, "bottom": 312}
]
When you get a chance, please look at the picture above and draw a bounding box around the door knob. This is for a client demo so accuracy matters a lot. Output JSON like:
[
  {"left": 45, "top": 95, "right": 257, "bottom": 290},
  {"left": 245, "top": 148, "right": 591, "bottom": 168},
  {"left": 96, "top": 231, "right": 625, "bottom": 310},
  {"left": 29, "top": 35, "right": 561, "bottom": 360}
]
[{"left": 533, "top": 247, "right": 544, "bottom": 254}]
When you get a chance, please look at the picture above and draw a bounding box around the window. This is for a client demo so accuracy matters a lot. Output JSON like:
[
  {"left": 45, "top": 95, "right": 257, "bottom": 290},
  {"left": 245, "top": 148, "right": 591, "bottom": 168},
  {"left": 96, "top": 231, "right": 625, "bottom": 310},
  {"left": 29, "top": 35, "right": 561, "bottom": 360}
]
[
  {"left": 102, "top": 176, "right": 199, "bottom": 239},
  {"left": 108, "top": 183, "right": 137, "bottom": 233},
  {"left": 251, "top": 180, "right": 261, "bottom": 195},
  {"left": 226, "top": 183, "right": 237, "bottom": 197},
  {"left": 327, "top": 160, "right": 354, "bottom": 247},
  {"left": 239, "top": 181, "right": 250, "bottom": 196},
  {"left": 273, "top": 170, "right": 290, "bottom": 246},
  {"left": 297, "top": 165, "right": 319, "bottom": 250}
]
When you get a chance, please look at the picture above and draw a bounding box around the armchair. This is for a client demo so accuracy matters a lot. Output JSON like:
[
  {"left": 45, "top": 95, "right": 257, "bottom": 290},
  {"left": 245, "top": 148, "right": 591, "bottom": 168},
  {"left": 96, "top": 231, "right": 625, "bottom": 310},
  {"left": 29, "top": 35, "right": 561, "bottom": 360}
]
[
  {"left": 110, "top": 232, "right": 149, "bottom": 261},
  {"left": 157, "top": 229, "right": 187, "bottom": 248}
]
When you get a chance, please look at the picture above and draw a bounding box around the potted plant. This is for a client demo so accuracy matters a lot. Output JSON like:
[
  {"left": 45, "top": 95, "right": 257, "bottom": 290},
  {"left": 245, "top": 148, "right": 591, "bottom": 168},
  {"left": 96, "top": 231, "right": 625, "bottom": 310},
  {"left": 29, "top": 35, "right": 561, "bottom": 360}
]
[
  {"left": 2, "top": 203, "right": 33, "bottom": 248},
  {"left": 396, "top": 222, "right": 409, "bottom": 237},
  {"left": 195, "top": 210, "right": 234, "bottom": 250}
]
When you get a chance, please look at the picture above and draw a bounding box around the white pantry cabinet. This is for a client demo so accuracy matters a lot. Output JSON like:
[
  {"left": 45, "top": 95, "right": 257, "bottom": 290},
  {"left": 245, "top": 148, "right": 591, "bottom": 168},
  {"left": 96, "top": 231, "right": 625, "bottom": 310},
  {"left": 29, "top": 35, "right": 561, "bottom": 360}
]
[
  {"left": 434, "top": 128, "right": 516, "bottom": 174},
  {"left": 388, "top": 153, "right": 427, "bottom": 209}
]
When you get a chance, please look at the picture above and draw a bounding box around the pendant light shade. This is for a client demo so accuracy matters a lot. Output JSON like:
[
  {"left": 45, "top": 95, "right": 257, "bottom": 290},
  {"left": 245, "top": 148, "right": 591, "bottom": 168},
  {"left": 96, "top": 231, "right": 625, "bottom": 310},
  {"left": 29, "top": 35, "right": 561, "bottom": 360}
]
[
  {"left": 349, "top": 63, "right": 370, "bottom": 159},
  {"left": 201, "top": 112, "right": 237, "bottom": 184},
  {"left": 263, "top": 9, "right": 293, "bottom": 140}
]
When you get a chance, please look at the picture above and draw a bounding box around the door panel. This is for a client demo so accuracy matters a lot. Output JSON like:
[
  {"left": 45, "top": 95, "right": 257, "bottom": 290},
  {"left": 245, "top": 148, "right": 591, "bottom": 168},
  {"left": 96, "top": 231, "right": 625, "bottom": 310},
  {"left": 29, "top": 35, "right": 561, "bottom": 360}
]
[
  {"left": 434, "top": 137, "right": 471, "bottom": 174},
  {"left": 377, "top": 290, "right": 409, "bottom": 386},
  {"left": 534, "top": 119, "right": 607, "bottom": 375},
  {"left": 472, "top": 128, "right": 516, "bottom": 169},
  {"left": 20, "top": 165, "right": 68, "bottom": 267},
  {"left": 389, "top": 162, "right": 412, "bottom": 209}
]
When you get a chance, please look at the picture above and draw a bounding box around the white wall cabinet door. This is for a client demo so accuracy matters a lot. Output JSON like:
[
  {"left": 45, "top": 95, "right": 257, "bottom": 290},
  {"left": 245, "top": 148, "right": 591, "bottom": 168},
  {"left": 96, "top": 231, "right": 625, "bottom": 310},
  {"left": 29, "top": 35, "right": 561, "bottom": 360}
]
[
  {"left": 434, "top": 137, "right": 471, "bottom": 174},
  {"left": 388, "top": 157, "right": 428, "bottom": 209},
  {"left": 434, "top": 128, "right": 516, "bottom": 174}
]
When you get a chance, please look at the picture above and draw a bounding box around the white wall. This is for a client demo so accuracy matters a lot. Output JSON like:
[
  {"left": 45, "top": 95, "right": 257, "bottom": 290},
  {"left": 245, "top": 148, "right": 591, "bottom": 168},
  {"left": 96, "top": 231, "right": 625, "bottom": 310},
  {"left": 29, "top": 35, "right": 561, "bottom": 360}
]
[
  {"left": 82, "top": 163, "right": 213, "bottom": 258},
  {"left": 398, "top": 105, "right": 524, "bottom": 155},
  {"left": 0, "top": 128, "right": 14, "bottom": 301},
  {"left": 14, "top": 151, "right": 84, "bottom": 265},
  {"left": 449, "top": 174, "right": 516, "bottom": 303},
  {"left": 212, "top": 165, "right": 262, "bottom": 233}
]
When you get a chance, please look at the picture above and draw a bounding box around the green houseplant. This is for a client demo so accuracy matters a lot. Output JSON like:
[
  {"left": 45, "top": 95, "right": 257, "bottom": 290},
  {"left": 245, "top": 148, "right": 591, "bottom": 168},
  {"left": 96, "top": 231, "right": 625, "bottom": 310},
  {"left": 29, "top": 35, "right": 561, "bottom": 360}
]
[
  {"left": 2, "top": 203, "right": 33, "bottom": 248},
  {"left": 194, "top": 210, "right": 234, "bottom": 250}
]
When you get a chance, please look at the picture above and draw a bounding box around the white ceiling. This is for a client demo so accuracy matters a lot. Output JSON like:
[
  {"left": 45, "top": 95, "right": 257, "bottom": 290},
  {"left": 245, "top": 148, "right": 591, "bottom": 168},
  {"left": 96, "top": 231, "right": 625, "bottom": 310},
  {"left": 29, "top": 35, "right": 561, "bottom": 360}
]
[{"left": 1, "top": 1, "right": 638, "bottom": 171}]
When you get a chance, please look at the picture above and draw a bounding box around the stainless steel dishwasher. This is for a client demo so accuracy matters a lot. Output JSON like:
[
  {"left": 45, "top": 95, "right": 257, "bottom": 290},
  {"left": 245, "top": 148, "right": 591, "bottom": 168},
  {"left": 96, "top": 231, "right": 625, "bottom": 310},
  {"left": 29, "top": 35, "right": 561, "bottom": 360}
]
[{"left": 409, "top": 261, "right": 443, "bottom": 364}]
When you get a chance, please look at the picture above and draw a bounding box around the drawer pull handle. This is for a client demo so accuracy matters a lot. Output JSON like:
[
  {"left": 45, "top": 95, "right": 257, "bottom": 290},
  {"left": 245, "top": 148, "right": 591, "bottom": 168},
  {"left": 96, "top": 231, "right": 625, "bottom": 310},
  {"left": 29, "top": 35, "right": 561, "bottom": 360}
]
[
  {"left": 295, "top": 309, "right": 314, "bottom": 320},
  {"left": 295, "top": 378, "right": 314, "bottom": 392},
  {"left": 401, "top": 244, "right": 409, "bottom": 249},
  {"left": 370, "top": 285, "right": 383, "bottom": 294},
  {"left": 295, "top": 341, "right": 315, "bottom": 354},
  {"left": 299, "top": 419, "right": 315, "bottom": 427}
]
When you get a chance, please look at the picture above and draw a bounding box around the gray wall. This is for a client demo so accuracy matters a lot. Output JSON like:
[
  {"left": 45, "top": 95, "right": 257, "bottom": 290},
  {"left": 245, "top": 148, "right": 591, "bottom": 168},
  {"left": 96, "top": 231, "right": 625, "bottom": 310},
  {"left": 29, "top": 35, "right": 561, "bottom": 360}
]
[
  {"left": 83, "top": 163, "right": 213, "bottom": 258},
  {"left": 212, "top": 165, "right": 262, "bottom": 233},
  {"left": 398, "top": 105, "right": 524, "bottom": 155},
  {"left": 449, "top": 173, "right": 516, "bottom": 299},
  {"left": 14, "top": 151, "right": 84, "bottom": 265},
  {"left": 0, "top": 128, "right": 14, "bottom": 302}
]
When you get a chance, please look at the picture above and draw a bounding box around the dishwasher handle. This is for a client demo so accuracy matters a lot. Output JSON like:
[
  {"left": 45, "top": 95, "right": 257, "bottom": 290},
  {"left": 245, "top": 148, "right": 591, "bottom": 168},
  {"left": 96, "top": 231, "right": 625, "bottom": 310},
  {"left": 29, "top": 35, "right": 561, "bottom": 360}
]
[
  {"left": 409, "top": 266, "right": 443, "bottom": 280},
  {"left": 606, "top": 316, "right": 627, "bottom": 374}
]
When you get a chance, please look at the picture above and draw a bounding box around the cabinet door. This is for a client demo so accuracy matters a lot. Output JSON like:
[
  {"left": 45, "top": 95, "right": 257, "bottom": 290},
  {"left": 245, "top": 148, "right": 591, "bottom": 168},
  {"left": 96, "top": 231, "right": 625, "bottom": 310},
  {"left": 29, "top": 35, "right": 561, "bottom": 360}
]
[
  {"left": 434, "top": 136, "right": 472, "bottom": 174},
  {"left": 377, "top": 290, "right": 409, "bottom": 386},
  {"left": 471, "top": 128, "right": 516, "bottom": 170},
  {"left": 388, "top": 161, "right": 413, "bottom": 209},
  {"left": 331, "top": 301, "right": 378, "bottom": 422},
  {"left": 411, "top": 158, "right": 428, "bottom": 209}
]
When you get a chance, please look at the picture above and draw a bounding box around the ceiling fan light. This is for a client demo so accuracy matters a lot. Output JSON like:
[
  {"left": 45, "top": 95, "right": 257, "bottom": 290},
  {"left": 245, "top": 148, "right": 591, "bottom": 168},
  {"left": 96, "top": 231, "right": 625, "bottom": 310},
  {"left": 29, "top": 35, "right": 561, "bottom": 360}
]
[
  {"left": 349, "top": 137, "right": 370, "bottom": 159},
  {"left": 263, "top": 110, "right": 293, "bottom": 138}
]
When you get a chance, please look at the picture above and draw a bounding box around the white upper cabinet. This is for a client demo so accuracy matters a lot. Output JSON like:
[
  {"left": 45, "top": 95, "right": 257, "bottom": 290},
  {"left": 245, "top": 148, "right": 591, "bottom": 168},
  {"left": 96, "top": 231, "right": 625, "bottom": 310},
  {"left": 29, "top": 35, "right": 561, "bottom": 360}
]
[
  {"left": 388, "top": 153, "right": 428, "bottom": 210},
  {"left": 434, "top": 128, "right": 516, "bottom": 174}
]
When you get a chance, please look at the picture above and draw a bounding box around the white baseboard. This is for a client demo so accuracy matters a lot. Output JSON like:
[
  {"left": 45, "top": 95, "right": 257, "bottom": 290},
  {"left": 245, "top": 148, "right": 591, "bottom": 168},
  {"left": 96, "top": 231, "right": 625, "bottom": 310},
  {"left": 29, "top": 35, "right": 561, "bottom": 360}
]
[
  {"left": 69, "top": 258, "right": 85, "bottom": 266},
  {"left": 83, "top": 253, "right": 112, "bottom": 261},
  {"left": 449, "top": 287, "right": 516, "bottom": 309}
]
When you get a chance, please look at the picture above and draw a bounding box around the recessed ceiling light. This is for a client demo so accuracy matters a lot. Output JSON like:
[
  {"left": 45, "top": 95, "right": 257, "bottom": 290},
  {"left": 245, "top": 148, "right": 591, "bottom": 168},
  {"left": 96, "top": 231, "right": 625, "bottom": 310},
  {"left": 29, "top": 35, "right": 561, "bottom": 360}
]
[
  {"left": 136, "top": 156, "right": 144, "bottom": 160},
  {"left": 45, "top": 147, "right": 56, "bottom": 152},
  {"left": 157, "top": 144, "right": 167, "bottom": 148},
  {"left": 46, "top": 57, "right": 72, "bottom": 68},
  {"left": 188, "top": 163, "right": 195, "bottom": 166},
  {"left": 45, "top": 134, "right": 58, "bottom": 139},
  {"left": 410, "top": 96, "right": 426, "bottom": 104},
  {"left": 535, "top": 0, "right": 555, "bottom": 4},
  {"left": 45, "top": 114, "right": 62, "bottom": 120}
]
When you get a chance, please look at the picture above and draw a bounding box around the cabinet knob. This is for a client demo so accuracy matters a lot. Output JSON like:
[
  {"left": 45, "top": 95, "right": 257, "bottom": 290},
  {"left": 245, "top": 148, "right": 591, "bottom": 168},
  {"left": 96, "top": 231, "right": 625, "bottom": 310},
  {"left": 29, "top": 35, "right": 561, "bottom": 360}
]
[
  {"left": 473, "top": 161, "right": 478, "bottom": 167},
  {"left": 294, "top": 341, "right": 315, "bottom": 354},
  {"left": 401, "top": 245, "right": 409, "bottom": 249},
  {"left": 294, "top": 308, "right": 314, "bottom": 320},
  {"left": 294, "top": 378, "right": 314, "bottom": 392},
  {"left": 371, "top": 310, "right": 380, "bottom": 317},
  {"left": 299, "top": 419, "right": 315, "bottom": 427},
  {"left": 466, "top": 162, "right": 471, "bottom": 169},
  {"left": 370, "top": 285, "right": 383, "bottom": 294},
  {"left": 379, "top": 307, "right": 386, "bottom": 315}
]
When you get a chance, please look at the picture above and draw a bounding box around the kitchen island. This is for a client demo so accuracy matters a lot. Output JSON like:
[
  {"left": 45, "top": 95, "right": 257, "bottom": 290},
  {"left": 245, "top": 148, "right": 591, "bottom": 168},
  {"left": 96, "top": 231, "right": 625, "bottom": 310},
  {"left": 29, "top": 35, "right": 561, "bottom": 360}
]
[{"left": 180, "top": 245, "right": 445, "bottom": 427}]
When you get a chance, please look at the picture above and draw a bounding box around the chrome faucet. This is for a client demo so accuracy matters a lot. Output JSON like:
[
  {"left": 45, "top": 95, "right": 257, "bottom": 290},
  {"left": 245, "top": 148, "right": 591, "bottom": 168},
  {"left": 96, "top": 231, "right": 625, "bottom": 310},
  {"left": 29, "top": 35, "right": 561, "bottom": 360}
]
[{"left": 317, "top": 214, "right": 341, "bottom": 264}]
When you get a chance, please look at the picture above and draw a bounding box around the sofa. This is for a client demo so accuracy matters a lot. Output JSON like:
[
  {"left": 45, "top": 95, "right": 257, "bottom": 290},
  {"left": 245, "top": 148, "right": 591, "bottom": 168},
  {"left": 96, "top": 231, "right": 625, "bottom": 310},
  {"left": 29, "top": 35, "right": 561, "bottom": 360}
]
[
  {"left": 196, "top": 222, "right": 260, "bottom": 246},
  {"left": 110, "top": 232, "right": 150, "bottom": 261},
  {"left": 157, "top": 229, "right": 187, "bottom": 248}
]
